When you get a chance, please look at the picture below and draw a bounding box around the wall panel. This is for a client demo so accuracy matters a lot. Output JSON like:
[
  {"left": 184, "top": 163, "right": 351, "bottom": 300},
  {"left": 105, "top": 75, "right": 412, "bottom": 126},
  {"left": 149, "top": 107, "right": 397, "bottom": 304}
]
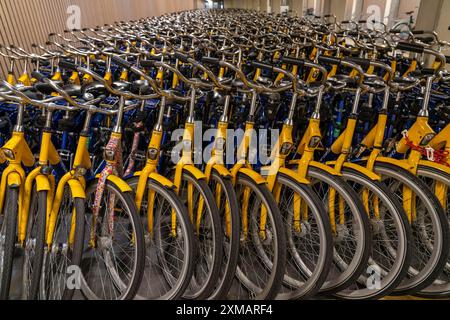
[{"left": 0, "top": 0, "right": 196, "bottom": 77}]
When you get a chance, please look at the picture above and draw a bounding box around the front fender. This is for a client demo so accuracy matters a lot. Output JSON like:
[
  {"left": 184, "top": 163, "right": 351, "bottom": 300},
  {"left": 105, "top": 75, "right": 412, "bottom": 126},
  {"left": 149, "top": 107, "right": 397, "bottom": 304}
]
[
  {"left": 35, "top": 175, "right": 51, "bottom": 191},
  {"left": 373, "top": 157, "right": 414, "bottom": 172},
  {"left": 7, "top": 172, "right": 22, "bottom": 187},
  {"left": 95, "top": 174, "right": 133, "bottom": 192},
  {"left": 418, "top": 160, "right": 450, "bottom": 175},
  {"left": 67, "top": 179, "right": 86, "bottom": 199},
  {"left": 182, "top": 165, "right": 207, "bottom": 180},
  {"left": 148, "top": 172, "right": 175, "bottom": 189},
  {"left": 308, "top": 161, "right": 341, "bottom": 176},
  {"left": 344, "top": 162, "right": 380, "bottom": 181},
  {"left": 238, "top": 167, "right": 267, "bottom": 185},
  {"left": 328, "top": 161, "right": 381, "bottom": 181},
  {"left": 212, "top": 164, "right": 232, "bottom": 179},
  {"left": 278, "top": 167, "right": 310, "bottom": 185}
]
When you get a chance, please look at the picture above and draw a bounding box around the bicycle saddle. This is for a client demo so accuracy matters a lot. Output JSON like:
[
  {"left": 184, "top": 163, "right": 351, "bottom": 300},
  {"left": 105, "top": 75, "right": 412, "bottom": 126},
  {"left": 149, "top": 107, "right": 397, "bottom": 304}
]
[
  {"left": 22, "top": 89, "right": 44, "bottom": 100},
  {"left": 34, "top": 81, "right": 63, "bottom": 95},
  {"left": 112, "top": 80, "right": 131, "bottom": 92},
  {"left": 62, "top": 84, "right": 82, "bottom": 97},
  {"left": 81, "top": 82, "right": 107, "bottom": 98},
  {"left": 363, "top": 74, "right": 386, "bottom": 90}
]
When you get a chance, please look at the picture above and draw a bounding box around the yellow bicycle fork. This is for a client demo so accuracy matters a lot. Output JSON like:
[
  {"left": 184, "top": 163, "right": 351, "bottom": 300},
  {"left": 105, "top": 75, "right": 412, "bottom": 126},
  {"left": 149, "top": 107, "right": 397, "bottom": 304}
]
[
  {"left": 21, "top": 130, "right": 60, "bottom": 245},
  {"left": 46, "top": 135, "right": 91, "bottom": 247},
  {"left": 0, "top": 131, "right": 35, "bottom": 245}
]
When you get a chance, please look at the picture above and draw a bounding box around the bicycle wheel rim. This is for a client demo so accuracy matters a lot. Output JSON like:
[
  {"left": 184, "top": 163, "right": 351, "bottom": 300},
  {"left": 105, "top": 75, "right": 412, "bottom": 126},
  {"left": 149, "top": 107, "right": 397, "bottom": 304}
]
[
  {"left": 415, "top": 166, "right": 450, "bottom": 296},
  {"left": 305, "top": 166, "right": 371, "bottom": 294},
  {"left": 80, "top": 180, "right": 144, "bottom": 300},
  {"left": 228, "top": 173, "right": 285, "bottom": 300},
  {"left": 275, "top": 173, "right": 332, "bottom": 300},
  {"left": 127, "top": 176, "right": 194, "bottom": 300},
  {"left": 374, "top": 163, "right": 449, "bottom": 294},
  {"left": 334, "top": 168, "right": 411, "bottom": 299},
  {"left": 207, "top": 171, "right": 240, "bottom": 300},
  {"left": 42, "top": 187, "right": 84, "bottom": 300}
]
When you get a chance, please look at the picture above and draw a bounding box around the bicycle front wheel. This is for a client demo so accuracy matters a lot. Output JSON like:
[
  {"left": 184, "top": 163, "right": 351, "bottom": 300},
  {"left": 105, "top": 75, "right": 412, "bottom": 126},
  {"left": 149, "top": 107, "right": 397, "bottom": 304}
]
[
  {"left": 42, "top": 186, "right": 85, "bottom": 300},
  {"left": 207, "top": 170, "right": 240, "bottom": 300},
  {"left": 228, "top": 172, "right": 286, "bottom": 300},
  {"left": 127, "top": 176, "right": 195, "bottom": 300},
  {"left": 80, "top": 179, "right": 145, "bottom": 300},
  {"left": 374, "top": 162, "right": 449, "bottom": 295},
  {"left": 304, "top": 166, "right": 372, "bottom": 294},
  {"left": 335, "top": 167, "right": 411, "bottom": 300},
  {"left": 22, "top": 189, "right": 47, "bottom": 300},
  {"left": 171, "top": 170, "right": 223, "bottom": 300},
  {"left": 0, "top": 186, "right": 19, "bottom": 300},
  {"left": 275, "top": 172, "right": 333, "bottom": 300},
  {"left": 415, "top": 165, "right": 450, "bottom": 297}
]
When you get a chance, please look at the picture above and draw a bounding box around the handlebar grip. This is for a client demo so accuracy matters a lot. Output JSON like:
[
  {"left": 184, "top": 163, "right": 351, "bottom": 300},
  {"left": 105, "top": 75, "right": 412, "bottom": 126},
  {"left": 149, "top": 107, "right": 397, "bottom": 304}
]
[
  {"left": 281, "top": 56, "right": 305, "bottom": 67},
  {"left": 201, "top": 56, "right": 220, "bottom": 66},
  {"left": 140, "top": 60, "right": 156, "bottom": 68},
  {"left": 174, "top": 52, "right": 189, "bottom": 63},
  {"left": 252, "top": 61, "right": 273, "bottom": 71},
  {"left": 59, "top": 60, "right": 78, "bottom": 71},
  {"left": 31, "top": 71, "right": 48, "bottom": 82},
  {"left": 318, "top": 55, "right": 341, "bottom": 66},
  {"left": 389, "top": 29, "right": 402, "bottom": 34},
  {"left": 396, "top": 41, "right": 424, "bottom": 54},
  {"left": 111, "top": 55, "right": 133, "bottom": 70},
  {"left": 345, "top": 57, "right": 370, "bottom": 70},
  {"left": 412, "top": 30, "right": 425, "bottom": 34}
]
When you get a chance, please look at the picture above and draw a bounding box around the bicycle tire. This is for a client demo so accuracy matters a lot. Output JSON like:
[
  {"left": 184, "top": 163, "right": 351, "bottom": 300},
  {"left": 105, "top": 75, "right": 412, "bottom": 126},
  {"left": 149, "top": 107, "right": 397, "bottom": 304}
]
[
  {"left": 304, "top": 166, "right": 372, "bottom": 294},
  {"left": 334, "top": 167, "right": 412, "bottom": 299},
  {"left": 373, "top": 162, "right": 449, "bottom": 295},
  {"left": 126, "top": 176, "right": 195, "bottom": 300},
  {"left": 23, "top": 189, "right": 47, "bottom": 300},
  {"left": 208, "top": 170, "right": 240, "bottom": 300},
  {"left": 275, "top": 172, "right": 333, "bottom": 300},
  {"left": 170, "top": 170, "right": 223, "bottom": 300},
  {"left": 413, "top": 165, "right": 450, "bottom": 298},
  {"left": 228, "top": 172, "right": 286, "bottom": 300},
  {"left": 0, "top": 186, "right": 19, "bottom": 300},
  {"left": 42, "top": 186, "right": 85, "bottom": 300},
  {"left": 80, "top": 179, "right": 145, "bottom": 300}
]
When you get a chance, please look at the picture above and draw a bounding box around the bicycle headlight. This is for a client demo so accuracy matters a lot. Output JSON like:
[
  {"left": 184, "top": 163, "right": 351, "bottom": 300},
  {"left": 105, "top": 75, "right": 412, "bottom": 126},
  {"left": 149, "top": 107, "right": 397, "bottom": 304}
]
[
  {"left": 147, "top": 148, "right": 158, "bottom": 160},
  {"left": 308, "top": 136, "right": 322, "bottom": 148},
  {"left": 2, "top": 148, "right": 15, "bottom": 160},
  {"left": 104, "top": 149, "right": 115, "bottom": 161},
  {"left": 280, "top": 142, "right": 293, "bottom": 156},
  {"left": 420, "top": 133, "right": 435, "bottom": 146}
]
